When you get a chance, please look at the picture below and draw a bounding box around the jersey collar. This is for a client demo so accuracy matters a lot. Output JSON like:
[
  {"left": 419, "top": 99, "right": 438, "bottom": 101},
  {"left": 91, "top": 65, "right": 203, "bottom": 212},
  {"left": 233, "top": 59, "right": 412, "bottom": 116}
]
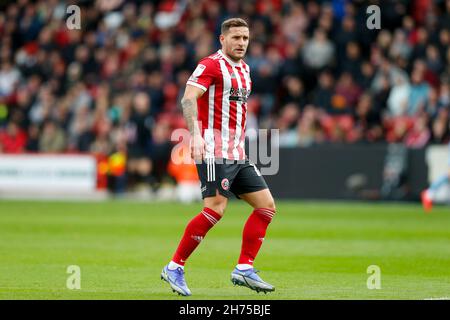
[{"left": 218, "top": 49, "right": 242, "bottom": 68}]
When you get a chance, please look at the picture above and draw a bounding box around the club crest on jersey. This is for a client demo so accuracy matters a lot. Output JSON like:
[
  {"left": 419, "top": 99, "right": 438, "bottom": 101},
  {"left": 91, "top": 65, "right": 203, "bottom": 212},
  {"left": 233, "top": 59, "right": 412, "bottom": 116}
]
[{"left": 221, "top": 178, "right": 230, "bottom": 190}]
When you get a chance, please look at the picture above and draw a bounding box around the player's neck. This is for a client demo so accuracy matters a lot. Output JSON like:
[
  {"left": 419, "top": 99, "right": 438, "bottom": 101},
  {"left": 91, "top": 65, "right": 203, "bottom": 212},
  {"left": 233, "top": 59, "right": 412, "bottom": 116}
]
[{"left": 219, "top": 49, "right": 241, "bottom": 66}]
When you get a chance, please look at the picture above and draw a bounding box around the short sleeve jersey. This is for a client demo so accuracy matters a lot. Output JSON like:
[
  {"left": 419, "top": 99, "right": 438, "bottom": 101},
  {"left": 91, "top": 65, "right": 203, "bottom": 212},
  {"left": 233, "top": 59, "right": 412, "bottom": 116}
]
[{"left": 186, "top": 49, "right": 252, "bottom": 160}]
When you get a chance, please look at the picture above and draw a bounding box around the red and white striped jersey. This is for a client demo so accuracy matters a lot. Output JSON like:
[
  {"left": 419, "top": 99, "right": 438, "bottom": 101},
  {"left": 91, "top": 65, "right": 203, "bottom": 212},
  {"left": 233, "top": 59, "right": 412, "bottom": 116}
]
[{"left": 186, "top": 49, "right": 251, "bottom": 160}]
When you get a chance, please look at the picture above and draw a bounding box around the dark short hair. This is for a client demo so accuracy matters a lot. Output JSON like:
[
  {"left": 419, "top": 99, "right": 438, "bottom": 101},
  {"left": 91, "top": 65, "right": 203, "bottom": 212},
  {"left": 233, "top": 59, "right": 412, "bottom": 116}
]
[{"left": 221, "top": 18, "right": 249, "bottom": 34}]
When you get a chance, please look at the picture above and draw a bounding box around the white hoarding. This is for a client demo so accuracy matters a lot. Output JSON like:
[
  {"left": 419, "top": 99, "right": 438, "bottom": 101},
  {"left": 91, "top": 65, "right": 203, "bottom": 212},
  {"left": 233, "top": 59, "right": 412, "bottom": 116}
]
[
  {"left": 0, "top": 155, "right": 97, "bottom": 193},
  {"left": 426, "top": 145, "right": 450, "bottom": 203}
]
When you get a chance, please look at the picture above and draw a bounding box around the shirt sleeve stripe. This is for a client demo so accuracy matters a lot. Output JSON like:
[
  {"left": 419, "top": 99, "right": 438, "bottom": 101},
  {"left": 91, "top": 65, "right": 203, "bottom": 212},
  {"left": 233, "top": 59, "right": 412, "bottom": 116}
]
[{"left": 187, "top": 81, "right": 207, "bottom": 91}]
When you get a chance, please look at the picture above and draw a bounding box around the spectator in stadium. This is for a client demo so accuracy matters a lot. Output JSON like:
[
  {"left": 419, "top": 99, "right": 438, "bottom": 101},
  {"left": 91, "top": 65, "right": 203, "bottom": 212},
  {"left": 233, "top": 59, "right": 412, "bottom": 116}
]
[
  {"left": 68, "top": 105, "right": 95, "bottom": 153},
  {"left": 407, "top": 68, "right": 431, "bottom": 116},
  {"left": 372, "top": 73, "right": 391, "bottom": 113},
  {"left": 387, "top": 74, "right": 410, "bottom": 117},
  {"left": 302, "top": 28, "right": 335, "bottom": 71},
  {"left": 296, "top": 105, "right": 324, "bottom": 147},
  {"left": 333, "top": 72, "right": 362, "bottom": 113},
  {"left": 278, "top": 41, "right": 304, "bottom": 79},
  {"left": 280, "top": 76, "right": 306, "bottom": 111},
  {"left": 389, "top": 29, "right": 412, "bottom": 61},
  {"left": 277, "top": 103, "right": 300, "bottom": 147},
  {"left": 410, "top": 27, "right": 429, "bottom": 62},
  {"left": 29, "top": 86, "right": 56, "bottom": 126},
  {"left": 446, "top": 47, "right": 450, "bottom": 76},
  {"left": 371, "top": 57, "right": 408, "bottom": 93},
  {"left": 149, "top": 118, "right": 173, "bottom": 186},
  {"left": 350, "top": 93, "right": 383, "bottom": 143},
  {"left": 312, "top": 70, "right": 335, "bottom": 113},
  {"left": 25, "top": 124, "right": 40, "bottom": 152},
  {"left": 38, "top": 119, "right": 66, "bottom": 153},
  {"left": 281, "top": 2, "right": 309, "bottom": 43},
  {"left": 425, "top": 45, "right": 443, "bottom": 76},
  {"left": 0, "top": 60, "right": 21, "bottom": 98},
  {"left": 340, "top": 41, "right": 363, "bottom": 81},
  {"left": 250, "top": 46, "right": 279, "bottom": 119},
  {"left": 404, "top": 113, "right": 431, "bottom": 148},
  {"left": 430, "top": 110, "right": 449, "bottom": 144},
  {"left": 126, "top": 92, "right": 154, "bottom": 190},
  {"left": 0, "top": 122, "right": 27, "bottom": 153},
  {"left": 90, "top": 115, "right": 114, "bottom": 156},
  {"left": 358, "top": 61, "right": 376, "bottom": 92},
  {"left": 438, "top": 81, "right": 450, "bottom": 108}
]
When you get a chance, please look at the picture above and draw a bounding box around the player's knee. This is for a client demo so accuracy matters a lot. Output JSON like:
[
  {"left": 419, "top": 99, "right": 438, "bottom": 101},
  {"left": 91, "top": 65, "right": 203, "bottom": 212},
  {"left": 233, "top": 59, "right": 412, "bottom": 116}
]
[
  {"left": 267, "top": 200, "right": 276, "bottom": 213},
  {"left": 262, "top": 197, "right": 276, "bottom": 213},
  {"left": 204, "top": 188, "right": 229, "bottom": 216},
  {"left": 208, "top": 203, "right": 226, "bottom": 216},
  {"left": 204, "top": 198, "right": 227, "bottom": 216}
]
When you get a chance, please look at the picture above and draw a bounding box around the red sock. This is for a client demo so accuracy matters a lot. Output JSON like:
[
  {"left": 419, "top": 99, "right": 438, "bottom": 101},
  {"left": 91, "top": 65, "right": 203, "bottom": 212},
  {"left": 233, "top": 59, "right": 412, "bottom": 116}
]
[
  {"left": 238, "top": 208, "right": 275, "bottom": 265},
  {"left": 172, "top": 207, "right": 222, "bottom": 265}
]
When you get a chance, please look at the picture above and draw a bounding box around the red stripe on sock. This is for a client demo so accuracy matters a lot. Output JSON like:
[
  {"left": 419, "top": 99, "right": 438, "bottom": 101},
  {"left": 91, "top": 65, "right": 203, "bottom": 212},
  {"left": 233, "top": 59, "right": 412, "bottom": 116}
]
[
  {"left": 203, "top": 207, "right": 222, "bottom": 221},
  {"left": 255, "top": 208, "right": 275, "bottom": 222}
]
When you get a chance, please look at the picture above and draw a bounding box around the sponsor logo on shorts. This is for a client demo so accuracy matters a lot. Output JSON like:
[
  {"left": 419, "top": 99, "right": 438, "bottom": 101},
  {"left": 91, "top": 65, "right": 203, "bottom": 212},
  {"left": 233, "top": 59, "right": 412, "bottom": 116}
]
[{"left": 221, "top": 178, "right": 230, "bottom": 191}]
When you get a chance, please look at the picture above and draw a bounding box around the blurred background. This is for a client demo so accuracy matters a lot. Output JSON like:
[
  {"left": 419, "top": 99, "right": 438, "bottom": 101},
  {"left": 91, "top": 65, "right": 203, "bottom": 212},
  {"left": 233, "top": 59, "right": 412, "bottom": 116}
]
[{"left": 0, "top": 0, "right": 449, "bottom": 203}]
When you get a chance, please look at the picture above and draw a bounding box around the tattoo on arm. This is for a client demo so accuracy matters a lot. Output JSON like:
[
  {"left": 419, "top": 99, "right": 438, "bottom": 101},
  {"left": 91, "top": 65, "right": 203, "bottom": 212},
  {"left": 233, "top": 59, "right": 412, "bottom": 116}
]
[{"left": 181, "top": 97, "right": 200, "bottom": 136}]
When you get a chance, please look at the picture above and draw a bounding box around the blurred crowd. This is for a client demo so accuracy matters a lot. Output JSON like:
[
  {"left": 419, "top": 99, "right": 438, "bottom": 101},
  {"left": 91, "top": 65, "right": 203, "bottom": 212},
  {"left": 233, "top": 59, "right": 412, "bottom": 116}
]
[{"left": 0, "top": 0, "right": 449, "bottom": 193}]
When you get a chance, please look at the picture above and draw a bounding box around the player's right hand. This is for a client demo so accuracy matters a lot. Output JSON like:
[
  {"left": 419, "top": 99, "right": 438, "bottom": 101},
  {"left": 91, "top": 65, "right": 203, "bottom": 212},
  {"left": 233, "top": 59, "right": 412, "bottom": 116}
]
[{"left": 190, "top": 134, "right": 206, "bottom": 162}]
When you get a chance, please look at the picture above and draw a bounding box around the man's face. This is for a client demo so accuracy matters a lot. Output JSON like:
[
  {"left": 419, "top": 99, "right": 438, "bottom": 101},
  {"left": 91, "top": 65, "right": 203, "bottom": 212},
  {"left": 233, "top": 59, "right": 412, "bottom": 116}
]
[{"left": 220, "top": 26, "right": 250, "bottom": 62}]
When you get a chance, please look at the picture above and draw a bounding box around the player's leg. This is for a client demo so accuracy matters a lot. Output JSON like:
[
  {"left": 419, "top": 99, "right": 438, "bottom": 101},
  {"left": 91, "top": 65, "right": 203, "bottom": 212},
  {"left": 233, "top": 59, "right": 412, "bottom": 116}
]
[
  {"left": 170, "top": 159, "right": 231, "bottom": 268},
  {"left": 171, "top": 191, "right": 227, "bottom": 268},
  {"left": 161, "top": 159, "right": 232, "bottom": 296},
  {"left": 422, "top": 169, "right": 450, "bottom": 212},
  {"left": 237, "top": 189, "right": 276, "bottom": 267},
  {"left": 161, "top": 191, "right": 227, "bottom": 296},
  {"left": 229, "top": 161, "right": 276, "bottom": 293}
]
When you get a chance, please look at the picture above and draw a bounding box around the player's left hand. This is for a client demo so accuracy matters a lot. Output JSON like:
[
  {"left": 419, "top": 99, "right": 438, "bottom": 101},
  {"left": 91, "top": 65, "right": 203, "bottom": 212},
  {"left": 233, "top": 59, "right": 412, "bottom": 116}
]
[{"left": 190, "top": 134, "right": 205, "bottom": 162}]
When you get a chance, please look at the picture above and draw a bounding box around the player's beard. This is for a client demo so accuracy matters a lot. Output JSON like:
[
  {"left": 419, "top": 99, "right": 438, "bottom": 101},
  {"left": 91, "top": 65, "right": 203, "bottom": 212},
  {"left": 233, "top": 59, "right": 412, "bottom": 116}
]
[{"left": 227, "top": 47, "right": 246, "bottom": 61}]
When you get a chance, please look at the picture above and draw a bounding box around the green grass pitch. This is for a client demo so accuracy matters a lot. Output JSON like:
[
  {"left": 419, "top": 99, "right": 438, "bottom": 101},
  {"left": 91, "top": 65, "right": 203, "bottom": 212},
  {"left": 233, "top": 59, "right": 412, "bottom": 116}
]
[{"left": 0, "top": 200, "right": 449, "bottom": 300}]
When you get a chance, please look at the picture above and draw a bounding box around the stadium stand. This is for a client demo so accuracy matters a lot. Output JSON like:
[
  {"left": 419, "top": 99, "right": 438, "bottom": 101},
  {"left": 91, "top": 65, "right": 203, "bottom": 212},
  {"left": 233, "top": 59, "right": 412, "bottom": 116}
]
[{"left": 0, "top": 0, "right": 449, "bottom": 194}]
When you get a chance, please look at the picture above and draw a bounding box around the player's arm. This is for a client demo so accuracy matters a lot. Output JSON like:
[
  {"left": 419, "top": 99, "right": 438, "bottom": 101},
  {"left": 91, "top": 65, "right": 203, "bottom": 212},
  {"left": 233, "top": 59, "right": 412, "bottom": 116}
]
[{"left": 181, "top": 84, "right": 206, "bottom": 161}]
